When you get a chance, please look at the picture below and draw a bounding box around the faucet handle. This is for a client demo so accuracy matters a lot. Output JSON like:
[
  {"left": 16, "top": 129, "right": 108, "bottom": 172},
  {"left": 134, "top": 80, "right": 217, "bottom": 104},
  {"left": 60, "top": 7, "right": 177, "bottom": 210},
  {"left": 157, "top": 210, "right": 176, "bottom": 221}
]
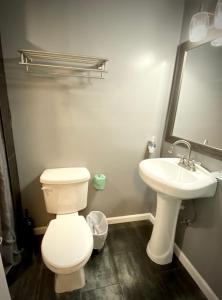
[
  {"left": 177, "top": 153, "right": 185, "bottom": 160},
  {"left": 168, "top": 146, "right": 173, "bottom": 154},
  {"left": 177, "top": 153, "right": 185, "bottom": 164},
  {"left": 188, "top": 160, "right": 196, "bottom": 171},
  {"left": 191, "top": 160, "right": 201, "bottom": 166},
  {"left": 188, "top": 160, "right": 202, "bottom": 171}
]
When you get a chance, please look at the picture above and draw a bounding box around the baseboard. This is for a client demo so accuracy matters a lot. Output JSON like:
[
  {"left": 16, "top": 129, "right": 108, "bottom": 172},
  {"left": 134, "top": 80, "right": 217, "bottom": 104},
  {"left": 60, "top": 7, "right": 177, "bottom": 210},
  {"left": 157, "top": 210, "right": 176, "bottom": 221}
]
[
  {"left": 34, "top": 226, "right": 47, "bottom": 235},
  {"left": 33, "top": 212, "right": 218, "bottom": 300},
  {"left": 174, "top": 244, "right": 219, "bottom": 300},
  {"left": 106, "top": 212, "right": 155, "bottom": 224}
]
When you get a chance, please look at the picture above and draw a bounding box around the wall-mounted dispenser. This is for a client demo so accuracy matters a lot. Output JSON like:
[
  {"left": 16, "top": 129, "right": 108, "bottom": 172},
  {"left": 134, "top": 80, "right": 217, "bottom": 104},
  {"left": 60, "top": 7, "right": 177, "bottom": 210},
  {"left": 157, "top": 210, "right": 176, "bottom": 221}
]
[{"left": 147, "top": 136, "right": 156, "bottom": 155}]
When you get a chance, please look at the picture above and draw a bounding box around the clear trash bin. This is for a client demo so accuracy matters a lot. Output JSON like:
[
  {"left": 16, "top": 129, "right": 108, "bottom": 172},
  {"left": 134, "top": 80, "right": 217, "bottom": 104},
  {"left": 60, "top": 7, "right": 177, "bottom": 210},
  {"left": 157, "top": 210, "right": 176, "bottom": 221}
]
[{"left": 86, "top": 211, "right": 108, "bottom": 250}]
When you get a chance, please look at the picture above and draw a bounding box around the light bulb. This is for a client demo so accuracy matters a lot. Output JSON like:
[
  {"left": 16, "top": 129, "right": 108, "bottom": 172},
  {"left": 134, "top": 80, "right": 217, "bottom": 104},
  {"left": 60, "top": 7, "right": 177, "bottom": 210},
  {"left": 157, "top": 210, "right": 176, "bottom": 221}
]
[
  {"left": 214, "top": 0, "right": 222, "bottom": 29},
  {"left": 189, "top": 12, "right": 209, "bottom": 42}
]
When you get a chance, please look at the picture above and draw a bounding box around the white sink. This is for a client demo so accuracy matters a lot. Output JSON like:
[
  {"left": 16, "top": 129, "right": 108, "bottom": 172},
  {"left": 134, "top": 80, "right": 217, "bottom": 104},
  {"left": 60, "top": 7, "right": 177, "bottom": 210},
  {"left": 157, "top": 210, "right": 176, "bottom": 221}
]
[
  {"left": 139, "top": 158, "right": 217, "bottom": 265},
  {"left": 139, "top": 158, "right": 217, "bottom": 199}
]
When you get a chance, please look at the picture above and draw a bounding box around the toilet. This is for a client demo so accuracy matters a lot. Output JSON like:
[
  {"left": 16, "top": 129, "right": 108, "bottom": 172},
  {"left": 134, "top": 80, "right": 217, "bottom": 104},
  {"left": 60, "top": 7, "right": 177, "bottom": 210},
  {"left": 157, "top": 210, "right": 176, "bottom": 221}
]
[{"left": 40, "top": 167, "right": 93, "bottom": 294}]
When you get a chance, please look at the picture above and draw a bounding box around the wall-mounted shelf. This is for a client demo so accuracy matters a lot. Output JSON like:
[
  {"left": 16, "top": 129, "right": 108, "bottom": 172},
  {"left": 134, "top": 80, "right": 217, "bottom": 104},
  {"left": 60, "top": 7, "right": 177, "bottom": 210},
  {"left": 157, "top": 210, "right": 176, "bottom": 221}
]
[{"left": 18, "top": 49, "right": 108, "bottom": 79}]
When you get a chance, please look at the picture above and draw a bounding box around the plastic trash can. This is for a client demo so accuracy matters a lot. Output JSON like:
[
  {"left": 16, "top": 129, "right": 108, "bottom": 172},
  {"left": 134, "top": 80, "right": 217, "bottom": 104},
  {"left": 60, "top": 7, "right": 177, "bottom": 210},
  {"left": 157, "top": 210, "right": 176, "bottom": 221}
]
[{"left": 86, "top": 211, "right": 108, "bottom": 250}]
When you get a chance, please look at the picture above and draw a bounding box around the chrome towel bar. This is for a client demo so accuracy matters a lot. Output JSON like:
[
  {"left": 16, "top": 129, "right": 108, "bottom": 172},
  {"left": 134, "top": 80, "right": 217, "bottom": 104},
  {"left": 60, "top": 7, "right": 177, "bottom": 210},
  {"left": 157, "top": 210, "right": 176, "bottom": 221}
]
[{"left": 18, "top": 49, "right": 108, "bottom": 79}]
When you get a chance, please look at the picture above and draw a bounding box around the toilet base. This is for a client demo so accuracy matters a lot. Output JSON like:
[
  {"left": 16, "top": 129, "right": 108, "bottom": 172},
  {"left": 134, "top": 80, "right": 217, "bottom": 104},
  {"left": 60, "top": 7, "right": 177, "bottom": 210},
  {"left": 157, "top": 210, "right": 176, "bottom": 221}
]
[{"left": 55, "top": 268, "right": 85, "bottom": 293}]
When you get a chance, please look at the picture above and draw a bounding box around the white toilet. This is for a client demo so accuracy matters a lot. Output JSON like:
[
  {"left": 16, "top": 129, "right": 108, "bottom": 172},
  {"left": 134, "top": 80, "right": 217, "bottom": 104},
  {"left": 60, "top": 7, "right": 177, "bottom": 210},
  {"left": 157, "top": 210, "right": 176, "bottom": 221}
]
[{"left": 40, "top": 167, "right": 93, "bottom": 294}]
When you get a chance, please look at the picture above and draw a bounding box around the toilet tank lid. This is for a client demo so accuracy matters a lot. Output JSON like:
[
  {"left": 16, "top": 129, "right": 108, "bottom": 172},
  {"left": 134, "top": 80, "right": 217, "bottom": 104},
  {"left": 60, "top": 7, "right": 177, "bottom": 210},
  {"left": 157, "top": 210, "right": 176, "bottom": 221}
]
[{"left": 40, "top": 167, "right": 90, "bottom": 184}]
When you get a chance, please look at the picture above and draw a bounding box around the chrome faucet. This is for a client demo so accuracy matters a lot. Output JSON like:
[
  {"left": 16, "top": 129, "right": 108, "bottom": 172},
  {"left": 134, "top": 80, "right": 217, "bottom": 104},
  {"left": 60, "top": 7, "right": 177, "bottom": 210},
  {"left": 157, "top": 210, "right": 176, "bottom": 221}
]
[
  {"left": 171, "top": 139, "right": 191, "bottom": 159},
  {"left": 169, "top": 140, "right": 197, "bottom": 171}
]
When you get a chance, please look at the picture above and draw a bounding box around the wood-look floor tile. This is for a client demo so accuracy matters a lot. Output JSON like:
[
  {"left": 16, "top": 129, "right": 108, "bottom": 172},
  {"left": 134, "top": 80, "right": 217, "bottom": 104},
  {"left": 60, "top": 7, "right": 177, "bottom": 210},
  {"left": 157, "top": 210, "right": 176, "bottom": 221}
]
[
  {"left": 81, "top": 284, "right": 123, "bottom": 300},
  {"left": 106, "top": 221, "right": 152, "bottom": 255},
  {"left": 112, "top": 250, "right": 164, "bottom": 300},
  {"left": 157, "top": 268, "right": 207, "bottom": 300},
  {"left": 109, "top": 222, "right": 180, "bottom": 274},
  {"left": 82, "top": 244, "right": 118, "bottom": 292},
  {"left": 37, "top": 264, "right": 56, "bottom": 300},
  {"left": 9, "top": 256, "right": 42, "bottom": 300}
]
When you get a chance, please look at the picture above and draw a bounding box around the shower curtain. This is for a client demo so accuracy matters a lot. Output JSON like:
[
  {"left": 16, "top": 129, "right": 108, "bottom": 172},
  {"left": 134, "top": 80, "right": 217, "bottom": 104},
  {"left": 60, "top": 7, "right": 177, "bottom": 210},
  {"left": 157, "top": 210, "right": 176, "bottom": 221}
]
[{"left": 0, "top": 127, "right": 20, "bottom": 273}]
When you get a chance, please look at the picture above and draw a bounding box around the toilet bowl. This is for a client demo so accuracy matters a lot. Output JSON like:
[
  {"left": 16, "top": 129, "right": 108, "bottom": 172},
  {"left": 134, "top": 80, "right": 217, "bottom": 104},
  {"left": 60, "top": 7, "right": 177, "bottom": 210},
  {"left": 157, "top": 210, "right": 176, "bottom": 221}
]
[
  {"left": 41, "top": 213, "right": 93, "bottom": 293},
  {"left": 40, "top": 167, "right": 92, "bottom": 293}
]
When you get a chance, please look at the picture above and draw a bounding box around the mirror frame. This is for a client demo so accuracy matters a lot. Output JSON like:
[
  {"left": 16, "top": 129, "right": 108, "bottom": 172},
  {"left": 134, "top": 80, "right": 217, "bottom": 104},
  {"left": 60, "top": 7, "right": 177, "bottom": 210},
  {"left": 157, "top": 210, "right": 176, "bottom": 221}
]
[{"left": 165, "top": 40, "right": 222, "bottom": 160}]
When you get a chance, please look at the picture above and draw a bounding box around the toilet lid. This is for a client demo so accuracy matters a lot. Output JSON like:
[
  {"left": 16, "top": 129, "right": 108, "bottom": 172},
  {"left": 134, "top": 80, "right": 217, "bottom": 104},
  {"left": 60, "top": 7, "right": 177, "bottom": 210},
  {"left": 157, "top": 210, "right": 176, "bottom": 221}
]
[
  {"left": 40, "top": 167, "right": 90, "bottom": 184},
  {"left": 41, "top": 216, "right": 93, "bottom": 269}
]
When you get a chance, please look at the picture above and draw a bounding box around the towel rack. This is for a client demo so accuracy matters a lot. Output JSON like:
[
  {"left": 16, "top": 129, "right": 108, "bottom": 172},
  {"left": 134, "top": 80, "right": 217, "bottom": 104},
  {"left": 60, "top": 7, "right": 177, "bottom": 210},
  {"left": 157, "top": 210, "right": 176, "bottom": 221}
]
[{"left": 18, "top": 49, "right": 108, "bottom": 79}]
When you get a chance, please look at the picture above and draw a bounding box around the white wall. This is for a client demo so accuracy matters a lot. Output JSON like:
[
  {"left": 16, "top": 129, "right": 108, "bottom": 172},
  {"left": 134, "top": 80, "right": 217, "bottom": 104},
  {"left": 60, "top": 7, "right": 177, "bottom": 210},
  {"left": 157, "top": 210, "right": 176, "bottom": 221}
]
[
  {"left": 0, "top": 0, "right": 184, "bottom": 226},
  {"left": 0, "top": 255, "right": 11, "bottom": 300}
]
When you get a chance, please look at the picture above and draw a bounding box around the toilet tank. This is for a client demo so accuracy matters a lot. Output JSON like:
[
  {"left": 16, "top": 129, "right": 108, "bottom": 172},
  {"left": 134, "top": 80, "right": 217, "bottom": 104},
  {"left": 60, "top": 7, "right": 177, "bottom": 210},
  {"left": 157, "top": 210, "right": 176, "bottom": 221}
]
[{"left": 40, "top": 168, "right": 90, "bottom": 214}]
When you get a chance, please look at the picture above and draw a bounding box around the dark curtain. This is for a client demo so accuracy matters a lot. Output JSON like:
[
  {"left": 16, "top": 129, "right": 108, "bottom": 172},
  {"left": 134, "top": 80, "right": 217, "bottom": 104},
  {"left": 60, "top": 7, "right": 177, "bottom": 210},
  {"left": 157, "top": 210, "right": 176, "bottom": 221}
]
[{"left": 0, "top": 127, "right": 20, "bottom": 273}]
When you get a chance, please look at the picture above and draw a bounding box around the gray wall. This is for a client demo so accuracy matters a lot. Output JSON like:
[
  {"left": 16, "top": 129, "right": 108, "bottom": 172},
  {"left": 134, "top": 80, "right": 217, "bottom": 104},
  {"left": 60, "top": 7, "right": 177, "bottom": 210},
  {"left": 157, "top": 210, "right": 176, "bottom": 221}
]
[
  {"left": 0, "top": 0, "right": 184, "bottom": 226},
  {"left": 162, "top": 0, "right": 222, "bottom": 298}
]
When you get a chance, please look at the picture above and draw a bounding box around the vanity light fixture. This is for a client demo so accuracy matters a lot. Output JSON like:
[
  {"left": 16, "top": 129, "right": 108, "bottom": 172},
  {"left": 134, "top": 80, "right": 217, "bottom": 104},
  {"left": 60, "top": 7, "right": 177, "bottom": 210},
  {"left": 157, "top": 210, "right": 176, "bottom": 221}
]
[
  {"left": 189, "top": 0, "right": 222, "bottom": 43},
  {"left": 189, "top": 11, "right": 210, "bottom": 42},
  {"left": 214, "top": 0, "right": 222, "bottom": 29}
]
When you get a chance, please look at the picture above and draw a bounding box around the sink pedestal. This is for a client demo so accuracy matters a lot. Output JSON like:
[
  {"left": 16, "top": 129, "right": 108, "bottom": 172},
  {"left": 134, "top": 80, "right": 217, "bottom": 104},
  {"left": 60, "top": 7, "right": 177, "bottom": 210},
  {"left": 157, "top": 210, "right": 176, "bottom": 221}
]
[{"left": 147, "top": 193, "right": 181, "bottom": 265}]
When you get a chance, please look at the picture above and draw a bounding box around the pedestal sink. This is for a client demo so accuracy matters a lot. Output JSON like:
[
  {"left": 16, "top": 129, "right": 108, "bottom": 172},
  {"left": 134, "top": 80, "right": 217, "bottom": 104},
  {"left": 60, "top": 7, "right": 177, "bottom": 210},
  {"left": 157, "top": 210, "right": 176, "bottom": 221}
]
[{"left": 139, "top": 158, "right": 217, "bottom": 265}]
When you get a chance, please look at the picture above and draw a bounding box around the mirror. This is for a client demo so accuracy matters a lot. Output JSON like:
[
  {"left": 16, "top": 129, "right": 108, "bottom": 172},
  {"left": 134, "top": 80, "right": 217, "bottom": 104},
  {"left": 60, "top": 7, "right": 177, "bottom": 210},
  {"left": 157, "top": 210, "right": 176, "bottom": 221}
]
[{"left": 165, "top": 40, "right": 222, "bottom": 159}]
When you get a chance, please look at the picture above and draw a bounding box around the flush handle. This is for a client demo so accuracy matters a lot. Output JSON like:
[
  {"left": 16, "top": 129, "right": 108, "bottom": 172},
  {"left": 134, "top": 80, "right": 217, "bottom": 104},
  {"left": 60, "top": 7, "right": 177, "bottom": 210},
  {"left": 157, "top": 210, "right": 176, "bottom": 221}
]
[{"left": 41, "top": 186, "right": 52, "bottom": 192}]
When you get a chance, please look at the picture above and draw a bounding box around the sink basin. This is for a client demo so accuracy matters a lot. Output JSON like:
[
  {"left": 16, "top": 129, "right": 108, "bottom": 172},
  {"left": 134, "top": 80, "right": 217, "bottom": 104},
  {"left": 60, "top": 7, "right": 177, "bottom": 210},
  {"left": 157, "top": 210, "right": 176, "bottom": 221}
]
[
  {"left": 139, "top": 158, "right": 217, "bottom": 265},
  {"left": 139, "top": 158, "right": 217, "bottom": 199}
]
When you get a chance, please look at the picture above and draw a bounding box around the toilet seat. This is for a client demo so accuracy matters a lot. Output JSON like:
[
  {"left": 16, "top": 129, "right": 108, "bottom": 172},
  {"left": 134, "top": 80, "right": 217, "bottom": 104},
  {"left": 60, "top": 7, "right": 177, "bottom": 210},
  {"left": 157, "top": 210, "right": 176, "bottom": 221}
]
[{"left": 41, "top": 215, "right": 93, "bottom": 274}]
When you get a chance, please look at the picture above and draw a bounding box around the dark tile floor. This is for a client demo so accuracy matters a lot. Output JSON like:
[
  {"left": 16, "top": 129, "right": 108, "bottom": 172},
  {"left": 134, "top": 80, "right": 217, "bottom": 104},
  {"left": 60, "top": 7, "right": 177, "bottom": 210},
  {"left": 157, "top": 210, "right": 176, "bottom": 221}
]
[{"left": 9, "top": 221, "right": 206, "bottom": 300}]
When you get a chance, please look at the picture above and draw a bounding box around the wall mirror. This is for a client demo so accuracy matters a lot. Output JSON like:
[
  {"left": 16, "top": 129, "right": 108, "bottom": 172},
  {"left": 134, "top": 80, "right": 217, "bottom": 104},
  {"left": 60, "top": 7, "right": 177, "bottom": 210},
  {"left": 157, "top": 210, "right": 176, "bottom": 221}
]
[{"left": 165, "top": 40, "right": 222, "bottom": 159}]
